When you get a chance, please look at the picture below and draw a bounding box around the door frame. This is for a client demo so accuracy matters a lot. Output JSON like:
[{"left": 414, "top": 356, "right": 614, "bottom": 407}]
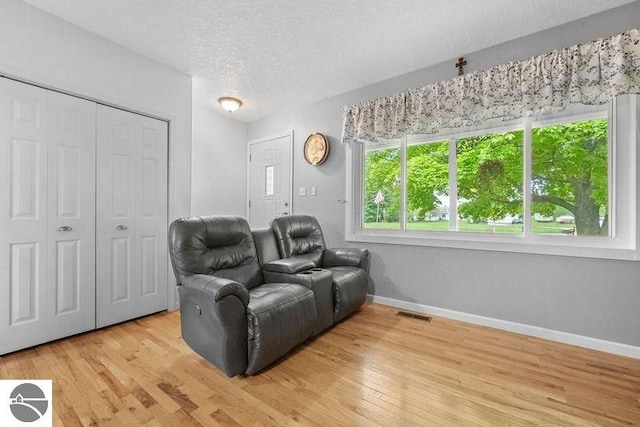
[{"left": 246, "top": 131, "right": 294, "bottom": 225}]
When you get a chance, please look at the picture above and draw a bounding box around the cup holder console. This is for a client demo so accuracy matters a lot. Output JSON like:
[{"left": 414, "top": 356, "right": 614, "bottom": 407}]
[{"left": 297, "top": 268, "right": 327, "bottom": 276}]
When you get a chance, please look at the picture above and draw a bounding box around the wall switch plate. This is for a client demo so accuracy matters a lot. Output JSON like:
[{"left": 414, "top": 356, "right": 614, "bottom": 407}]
[
  {"left": 298, "top": 187, "right": 306, "bottom": 196},
  {"left": 311, "top": 186, "right": 317, "bottom": 196}
]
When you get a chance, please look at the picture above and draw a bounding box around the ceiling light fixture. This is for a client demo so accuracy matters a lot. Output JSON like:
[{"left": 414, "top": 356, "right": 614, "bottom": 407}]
[{"left": 218, "top": 96, "right": 243, "bottom": 113}]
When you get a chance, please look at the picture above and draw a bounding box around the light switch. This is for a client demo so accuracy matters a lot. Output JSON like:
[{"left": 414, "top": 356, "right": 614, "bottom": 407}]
[
  {"left": 298, "top": 187, "right": 306, "bottom": 196},
  {"left": 311, "top": 186, "right": 317, "bottom": 196}
]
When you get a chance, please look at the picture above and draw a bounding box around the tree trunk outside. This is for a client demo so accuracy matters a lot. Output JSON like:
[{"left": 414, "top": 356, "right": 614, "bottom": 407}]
[{"left": 572, "top": 179, "right": 601, "bottom": 236}]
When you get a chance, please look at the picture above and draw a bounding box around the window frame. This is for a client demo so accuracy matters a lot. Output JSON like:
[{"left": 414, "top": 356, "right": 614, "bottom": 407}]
[{"left": 345, "top": 96, "right": 639, "bottom": 260}]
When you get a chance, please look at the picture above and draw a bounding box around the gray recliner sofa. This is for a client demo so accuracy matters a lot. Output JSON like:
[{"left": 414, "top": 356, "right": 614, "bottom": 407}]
[{"left": 168, "top": 214, "right": 369, "bottom": 377}]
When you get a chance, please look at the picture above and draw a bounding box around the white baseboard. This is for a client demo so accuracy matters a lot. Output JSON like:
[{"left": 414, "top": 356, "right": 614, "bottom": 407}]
[{"left": 367, "top": 294, "right": 640, "bottom": 360}]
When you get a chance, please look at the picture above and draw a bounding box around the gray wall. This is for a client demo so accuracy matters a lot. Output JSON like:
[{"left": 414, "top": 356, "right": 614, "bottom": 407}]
[
  {"left": 247, "top": 2, "right": 640, "bottom": 347},
  {"left": 191, "top": 79, "right": 248, "bottom": 216}
]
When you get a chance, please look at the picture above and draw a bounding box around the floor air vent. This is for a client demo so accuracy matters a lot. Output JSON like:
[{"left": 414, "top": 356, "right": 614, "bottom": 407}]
[{"left": 397, "top": 311, "right": 432, "bottom": 322}]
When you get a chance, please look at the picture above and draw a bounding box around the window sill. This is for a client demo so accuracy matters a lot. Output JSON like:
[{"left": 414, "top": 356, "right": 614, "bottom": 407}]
[{"left": 346, "top": 231, "right": 638, "bottom": 261}]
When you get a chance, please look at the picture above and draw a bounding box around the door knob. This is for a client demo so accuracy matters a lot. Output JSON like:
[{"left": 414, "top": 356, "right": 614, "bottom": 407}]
[
  {"left": 116, "top": 225, "right": 128, "bottom": 230},
  {"left": 58, "top": 226, "right": 73, "bottom": 231}
]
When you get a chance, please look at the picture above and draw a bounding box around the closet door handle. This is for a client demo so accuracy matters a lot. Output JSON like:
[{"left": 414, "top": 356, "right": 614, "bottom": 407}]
[
  {"left": 58, "top": 226, "right": 73, "bottom": 231},
  {"left": 116, "top": 225, "right": 128, "bottom": 231}
]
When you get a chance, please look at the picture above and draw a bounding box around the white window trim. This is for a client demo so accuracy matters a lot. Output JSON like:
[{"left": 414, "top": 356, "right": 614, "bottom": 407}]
[{"left": 345, "top": 96, "right": 639, "bottom": 261}]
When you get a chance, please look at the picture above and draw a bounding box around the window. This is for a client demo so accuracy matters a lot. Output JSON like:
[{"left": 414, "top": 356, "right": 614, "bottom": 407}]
[
  {"left": 456, "top": 130, "right": 523, "bottom": 234},
  {"left": 364, "top": 145, "right": 401, "bottom": 229},
  {"left": 406, "top": 140, "right": 449, "bottom": 231},
  {"left": 362, "top": 121, "right": 602, "bottom": 236},
  {"left": 349, "top": 96, "right": 639, "bottom": 260},
  {"left": 531, "top": 118, "right": 608, "bottom": 237}
]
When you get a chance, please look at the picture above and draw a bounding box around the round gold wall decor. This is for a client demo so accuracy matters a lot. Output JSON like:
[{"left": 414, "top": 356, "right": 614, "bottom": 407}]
[{"left": 303, "top": 132, "right": 330, "bottom": 165}]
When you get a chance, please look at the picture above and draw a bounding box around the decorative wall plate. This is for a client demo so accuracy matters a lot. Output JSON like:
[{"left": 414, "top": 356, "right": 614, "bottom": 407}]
[{"left": 303, "top": 132, "right": 330, "bottom": 165}]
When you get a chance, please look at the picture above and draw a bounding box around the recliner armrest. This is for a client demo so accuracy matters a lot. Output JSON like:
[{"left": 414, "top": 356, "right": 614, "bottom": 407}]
[
  {"left": 323, "top": 248, "right": 370, "bottom": 271},
  {"left": 178, "top": 274, "right": 250, "bottom": 377},
  {"left": 262, "top": 257, "right": 316, "bottom": 274},
  {"left": 181, "top": 274, "right": 250, "bottom": 307}
]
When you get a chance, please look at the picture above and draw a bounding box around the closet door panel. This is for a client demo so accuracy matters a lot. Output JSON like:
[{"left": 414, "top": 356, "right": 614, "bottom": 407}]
[
  {"left": 46, "top": 91, "right": 96, "bottom": 339},
  {"left": 0, "top": 78, "right": 50, "bottom": 354},
  {"left": 137, "top": 116, "right": 168, "bottom": 311},
  {"left": 97, "top": 106, "right": 167, "bottom": 328},
  {"left": 9, "top": 243, "right": 41, "bottom": 325},
  {"left": 97, "top": 106, "right": 138, "bottom": 327}
]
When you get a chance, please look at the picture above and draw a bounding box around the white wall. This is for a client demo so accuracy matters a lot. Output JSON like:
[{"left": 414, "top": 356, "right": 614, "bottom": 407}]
[
  {"left": 0, "top": 0, "right": 192, "bottom": 308},
  {"left": 248, "top": 2, "right": 640, "bottom": 348},
  {"left": 191, "top": 78, "right": 248, "bottom": 216}
]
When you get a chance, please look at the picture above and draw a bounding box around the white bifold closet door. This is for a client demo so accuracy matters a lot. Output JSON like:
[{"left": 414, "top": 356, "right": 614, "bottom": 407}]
[
  {"left": 0, "top": 77, "right": 96, "bottom": 354},
  {"left": 96, "top": 105, "right": 168, "bottom": 328}
]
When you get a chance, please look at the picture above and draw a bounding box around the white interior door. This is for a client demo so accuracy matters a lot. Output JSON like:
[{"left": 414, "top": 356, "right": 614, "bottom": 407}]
[
  {"left": 96, "top": 105, "right": 168, "bottom": 328},
  {"left": 0, "top": 78, "right": 49, "bottom": 354},
  {"left": 0, "top": 78, "right": 96, "bottom": 354},
  {"left": 248, "top": 134, "right": 292, "bottom": 228},
  {"left": 46, "top": 90, "right": 96, "bottom": 341}
]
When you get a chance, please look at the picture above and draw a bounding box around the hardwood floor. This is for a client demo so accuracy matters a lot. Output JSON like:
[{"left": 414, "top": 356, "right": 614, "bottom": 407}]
[{"left": 1, "top": 303, "right": 639, "bottom": 426}]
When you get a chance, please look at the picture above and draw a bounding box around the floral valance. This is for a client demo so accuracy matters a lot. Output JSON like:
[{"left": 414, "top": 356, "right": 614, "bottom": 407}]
[{"left": 342, "top": 29, "right": 640, "bottom": 144}]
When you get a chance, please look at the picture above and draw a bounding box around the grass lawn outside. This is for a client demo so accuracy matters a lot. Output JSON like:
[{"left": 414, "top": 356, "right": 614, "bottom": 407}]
[{"left": 365, "top": 220, "right": 576, "bottom": 235}]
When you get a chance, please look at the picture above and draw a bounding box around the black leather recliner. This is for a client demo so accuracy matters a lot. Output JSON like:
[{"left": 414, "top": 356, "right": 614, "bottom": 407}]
[
  {"left": 269, "top": 215, "right": 370, "bottom": 322},
  {"left": 168, "top": 216, "right": 317, "bottom": 377}
]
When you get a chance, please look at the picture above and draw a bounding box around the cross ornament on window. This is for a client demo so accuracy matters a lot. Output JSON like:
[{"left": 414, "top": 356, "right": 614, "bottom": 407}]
[{"left": 455, "top": 57, "right": 467, "bottom": 75}]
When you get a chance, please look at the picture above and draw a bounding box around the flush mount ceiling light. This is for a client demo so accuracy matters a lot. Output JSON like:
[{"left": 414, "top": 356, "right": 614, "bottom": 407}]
[{"left": 218, "top": 96, "right": 243, "bottom": 113}]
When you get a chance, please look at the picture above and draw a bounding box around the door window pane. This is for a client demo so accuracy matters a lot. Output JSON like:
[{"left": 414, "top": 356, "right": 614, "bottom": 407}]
[
  {"left": 456, "top": 130, "right": 524, "bottom": 233},
  {"left": 364, "top": 147, "right": 401, "bottom": 229},
  {"left": 531, "top": 118, "right": 608, "bottom": 236},
  {"left": 265, "top": 165, "right": 274, "bottom": 196},
  {"left": 406, "top": 141, "right": 450, "bottom": 231}
]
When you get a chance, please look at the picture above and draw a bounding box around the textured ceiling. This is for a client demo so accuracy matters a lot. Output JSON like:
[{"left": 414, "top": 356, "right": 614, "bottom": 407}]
[{"left": 22, "top": 0, "right": 635, "bottom": 122}]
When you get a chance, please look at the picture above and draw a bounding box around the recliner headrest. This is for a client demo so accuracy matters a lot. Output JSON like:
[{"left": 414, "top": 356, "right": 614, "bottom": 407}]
[
  {"left": 271, "top": 215, "right": 326, "bottom": 265},
  {"left": 168, "top": 216, "right": 263, "bottom": 288}
]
